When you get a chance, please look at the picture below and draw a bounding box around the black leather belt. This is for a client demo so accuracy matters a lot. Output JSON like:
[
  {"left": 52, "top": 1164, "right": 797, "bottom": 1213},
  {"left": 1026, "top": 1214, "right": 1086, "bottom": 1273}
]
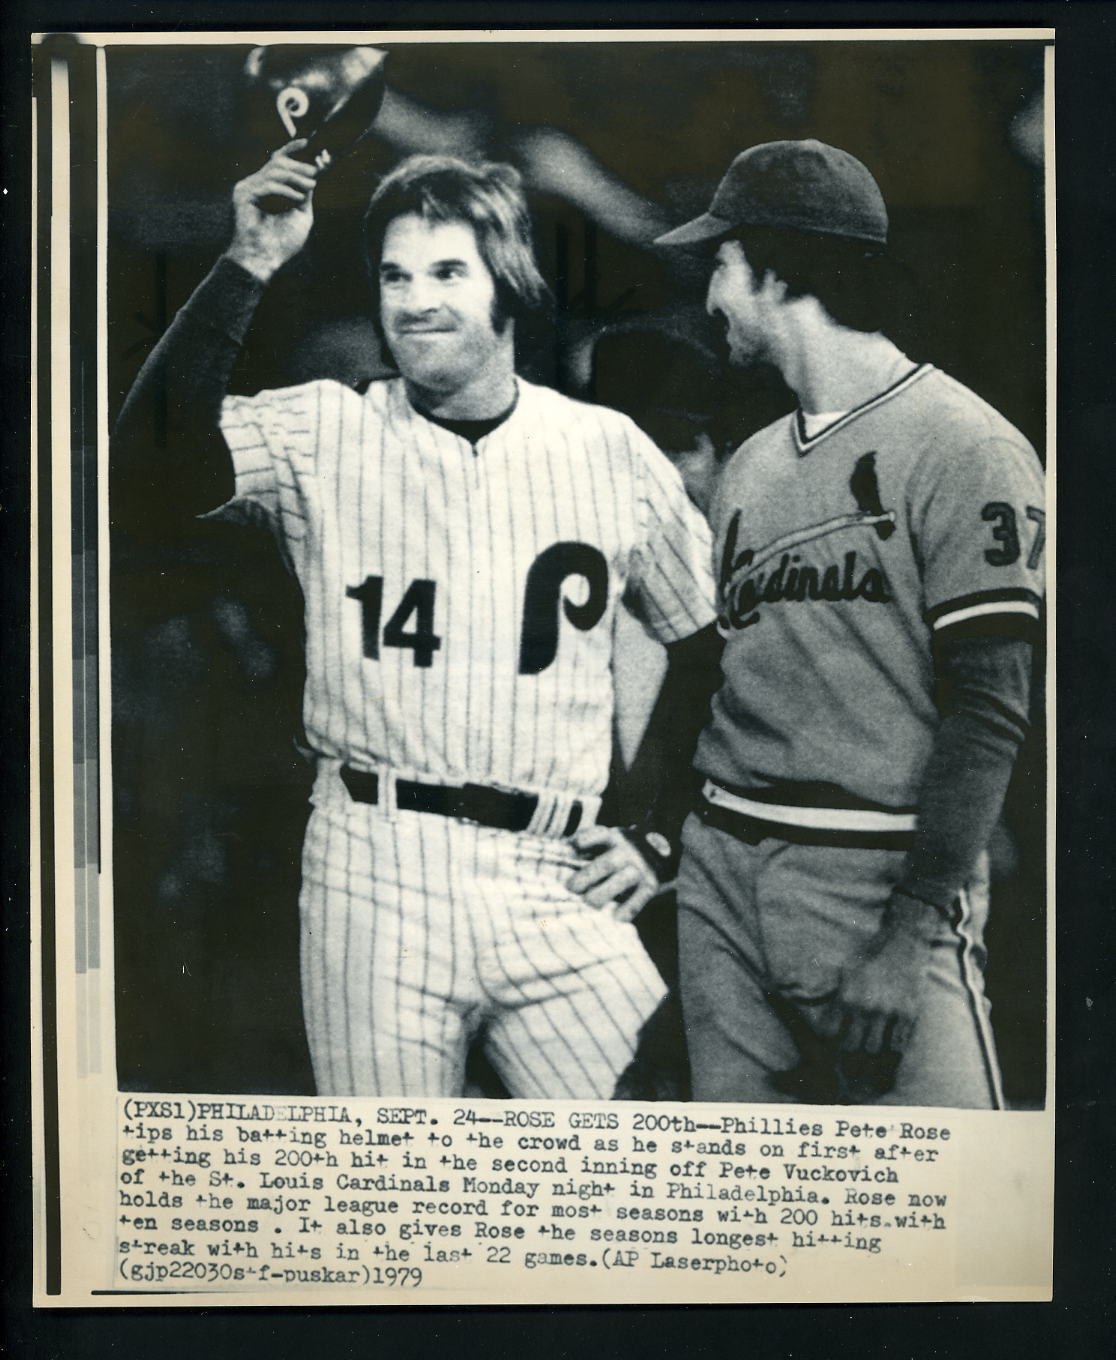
[
  {"left": 698, "top": 799, "right": 915, "bottom": 851},
  {"left": 340, "top": 766, "right": 583, "bottom": 836}
]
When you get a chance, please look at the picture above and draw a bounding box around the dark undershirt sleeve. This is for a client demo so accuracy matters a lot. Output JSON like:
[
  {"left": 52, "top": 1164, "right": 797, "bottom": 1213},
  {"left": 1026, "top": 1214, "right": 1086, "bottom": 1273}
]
[
  {"left": 112, "top": 256, "right": 268, "bottom": 532},
  {"left": 897, "top": 633, "right": 1034, "bottom": 912},
  {"left": 629, "top": 623, "right": 725, "bottom": 857}
]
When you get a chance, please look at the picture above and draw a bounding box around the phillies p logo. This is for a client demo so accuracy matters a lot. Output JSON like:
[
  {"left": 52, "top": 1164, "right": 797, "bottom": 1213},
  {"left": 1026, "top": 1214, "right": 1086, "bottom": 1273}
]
[{"left": 518, "top": 542, "right": 609, "bottom": 675}]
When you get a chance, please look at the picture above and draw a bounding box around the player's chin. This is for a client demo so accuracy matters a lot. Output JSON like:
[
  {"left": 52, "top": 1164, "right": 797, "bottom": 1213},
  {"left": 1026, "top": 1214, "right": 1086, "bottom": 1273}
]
[
  {"left": 394, "top": 352, "right": 462, "bottom": 390},
  {"left": 391, "top": 333, "right": 455, "bottom": 364}
]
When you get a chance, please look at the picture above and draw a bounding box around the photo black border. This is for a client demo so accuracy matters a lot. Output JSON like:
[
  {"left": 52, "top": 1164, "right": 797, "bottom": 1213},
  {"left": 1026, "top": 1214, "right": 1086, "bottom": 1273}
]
[{"left": 8, "top": 0, "right": 1114, "bottom": 1354}]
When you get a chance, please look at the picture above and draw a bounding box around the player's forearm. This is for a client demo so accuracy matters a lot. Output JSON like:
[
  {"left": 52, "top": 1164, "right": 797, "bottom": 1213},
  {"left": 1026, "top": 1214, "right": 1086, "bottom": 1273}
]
[
  {"left": 117, "top": 256, "right": 266, "bottom": 431},
  {"left": 587, "top": 626, "right": 722, "bottom": 902},
  {"left": 895, "top": 635, "right": 1034, "bottom": 917},
  {"left": 113, "top": 256, "right": 267, "bottom": 522},
  {"left": 639, "top": 623, "right": 725, "bottom": 849}
]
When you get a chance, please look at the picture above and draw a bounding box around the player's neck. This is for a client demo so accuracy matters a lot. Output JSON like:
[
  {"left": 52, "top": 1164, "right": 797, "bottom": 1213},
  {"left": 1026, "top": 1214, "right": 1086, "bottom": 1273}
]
[
  {"left": 775, "top": 307, "right": 910, "bottom": 416},
  {"left": 404, "top": 353, "right": 518, "bottom": 422}
]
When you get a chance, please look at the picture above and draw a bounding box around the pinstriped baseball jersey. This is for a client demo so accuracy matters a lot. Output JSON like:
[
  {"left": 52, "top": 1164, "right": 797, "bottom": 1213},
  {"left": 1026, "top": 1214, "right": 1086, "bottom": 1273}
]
[
  {"left": 216, "top": 374, "right": 715, "bottom": 796},
  {"left": 697, "top": 363, "right": 1046, "bottom": 810}
]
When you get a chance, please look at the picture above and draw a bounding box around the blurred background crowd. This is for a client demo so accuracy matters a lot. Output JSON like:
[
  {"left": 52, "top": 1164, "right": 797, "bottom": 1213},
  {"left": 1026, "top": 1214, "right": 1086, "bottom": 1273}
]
[{"left": 108, "top": 38, "right": 1047, "bottom": 1102}]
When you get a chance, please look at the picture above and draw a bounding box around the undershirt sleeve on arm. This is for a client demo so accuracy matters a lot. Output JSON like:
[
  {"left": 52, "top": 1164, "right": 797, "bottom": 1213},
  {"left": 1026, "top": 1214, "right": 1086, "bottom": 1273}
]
[
  {"left": 622, "top": 623, "right": 724, "bottom": 858},
  {"left": 897, "top": 633, "right": 1035, "bottom": 912},
  {"left": 112, "top": 256, "right": 267, "bottom": 529}
]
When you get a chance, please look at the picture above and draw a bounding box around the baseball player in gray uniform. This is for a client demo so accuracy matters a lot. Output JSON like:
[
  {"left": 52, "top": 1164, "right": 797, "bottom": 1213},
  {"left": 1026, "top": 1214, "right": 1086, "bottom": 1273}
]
[
  {"left": 116, "top": 143, "right": 718, "bottom": 1099},
  {"left": 655, "top": 141, "right": 1045, "bottom": 1107}
]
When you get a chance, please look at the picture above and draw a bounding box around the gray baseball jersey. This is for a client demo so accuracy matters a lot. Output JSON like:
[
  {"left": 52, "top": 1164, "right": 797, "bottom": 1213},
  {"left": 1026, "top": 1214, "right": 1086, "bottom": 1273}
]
[
  {"left": 678, "top": 362, "right": 1045, "bottom": 1107},
  {"left": 697, "top": 363, "right": 1045, "bottom": 815}
]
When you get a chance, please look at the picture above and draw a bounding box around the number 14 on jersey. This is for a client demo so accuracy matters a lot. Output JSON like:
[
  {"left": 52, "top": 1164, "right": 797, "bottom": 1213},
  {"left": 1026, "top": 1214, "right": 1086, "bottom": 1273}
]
[{"left": 346, "top": 576, "right": 442, "bottom": 669}]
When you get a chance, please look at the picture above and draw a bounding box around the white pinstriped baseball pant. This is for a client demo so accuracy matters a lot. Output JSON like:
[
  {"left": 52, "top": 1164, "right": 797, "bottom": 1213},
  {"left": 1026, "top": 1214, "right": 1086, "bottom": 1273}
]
[
  {"left": 299, "top": 769, "right": 666, "bottom": 1099},
  {"left": 677, "top": 813, "right": 1005, "bottom": 1109}
]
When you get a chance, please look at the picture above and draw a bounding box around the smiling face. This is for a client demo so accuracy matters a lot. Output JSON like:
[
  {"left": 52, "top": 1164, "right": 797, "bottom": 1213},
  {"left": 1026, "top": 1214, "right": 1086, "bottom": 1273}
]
[
  {"left": 705, "top": 239, "right": 779, "bottom": 368},
  {"left": 378, "top": 213, "right": 515, "bottom": 408}
]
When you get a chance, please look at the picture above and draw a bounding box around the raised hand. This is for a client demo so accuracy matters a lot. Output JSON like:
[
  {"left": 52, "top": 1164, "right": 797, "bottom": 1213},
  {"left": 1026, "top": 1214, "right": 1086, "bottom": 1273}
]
[{"left": 226, "top": 139, "right": 325, "bottom": 282}]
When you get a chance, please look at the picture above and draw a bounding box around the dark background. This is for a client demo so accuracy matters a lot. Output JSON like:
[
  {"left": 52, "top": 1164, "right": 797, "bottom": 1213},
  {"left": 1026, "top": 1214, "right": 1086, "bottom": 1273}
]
[
  {"left": 106, "top": 35, "right": 1049, "bottom": 1102},
  {"left": 107, "top": 40, "right": 1047, "bottom": 436},
  {"left": 8, "top": 0, "right": 1115, "bottom": 1355}
]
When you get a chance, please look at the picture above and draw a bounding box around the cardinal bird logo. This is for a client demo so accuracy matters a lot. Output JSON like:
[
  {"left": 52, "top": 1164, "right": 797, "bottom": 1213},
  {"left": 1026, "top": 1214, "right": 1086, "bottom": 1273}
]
[{"left": 849, "top": 452, "right": 895, "bottom": 540}]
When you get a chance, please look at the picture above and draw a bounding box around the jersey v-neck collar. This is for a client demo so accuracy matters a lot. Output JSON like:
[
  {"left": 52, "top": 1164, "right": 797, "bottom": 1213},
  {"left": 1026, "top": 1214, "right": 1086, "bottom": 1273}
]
[
  {"left": 408, "top": 378, "right": 521, "bottom": 451},
  {"left": 792, "top": 363, "right": 931, "bottom": 455}
]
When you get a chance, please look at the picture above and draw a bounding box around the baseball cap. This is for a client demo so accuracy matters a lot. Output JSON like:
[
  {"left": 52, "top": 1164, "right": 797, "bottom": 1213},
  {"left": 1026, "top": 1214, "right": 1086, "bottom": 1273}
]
[{"left": 655, "top": 139, "right": 888, "bottom": 248}]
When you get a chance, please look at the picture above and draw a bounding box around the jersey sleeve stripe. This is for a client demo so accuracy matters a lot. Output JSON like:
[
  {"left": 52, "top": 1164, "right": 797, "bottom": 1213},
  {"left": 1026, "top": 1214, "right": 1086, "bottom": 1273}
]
[
  {"left": 932, "top": 599, "right": 1040, "bottom": 631},
  {"left": 925, "top": 587, "right": 1042, "bottom": 629},
  {"left": 934, "top": 613, "right": 1040, "bottom": 644}
]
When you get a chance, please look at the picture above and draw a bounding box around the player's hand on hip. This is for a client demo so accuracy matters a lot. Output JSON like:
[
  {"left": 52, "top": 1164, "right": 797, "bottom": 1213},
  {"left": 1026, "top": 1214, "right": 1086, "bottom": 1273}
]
[
  {"left": 810, "top": 890, "right": 939, "bottom": 1061},
  {"left": 567, "top": 825, "right": 658, "bottom": 921},
  {"left": 226, "top": 140, "right": 322, "bottom": 282}
]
